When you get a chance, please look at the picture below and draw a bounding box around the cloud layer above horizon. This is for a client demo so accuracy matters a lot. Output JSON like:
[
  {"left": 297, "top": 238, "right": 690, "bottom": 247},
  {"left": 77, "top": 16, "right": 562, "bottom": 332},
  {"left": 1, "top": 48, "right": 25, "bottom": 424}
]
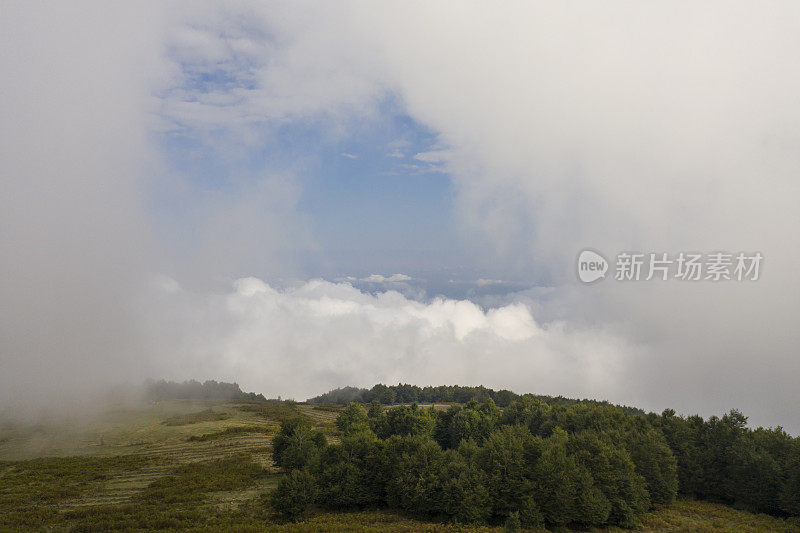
[{"left": 146, "top": 276, "right": 634, "bottom": 404}]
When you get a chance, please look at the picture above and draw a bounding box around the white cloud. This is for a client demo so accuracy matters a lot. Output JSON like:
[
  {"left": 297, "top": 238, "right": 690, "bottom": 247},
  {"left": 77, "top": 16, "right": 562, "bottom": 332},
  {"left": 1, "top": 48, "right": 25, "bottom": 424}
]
[
  {"left": 386, "top": 138, "right": 411, "bottom": 158},
  {"left": 0, "top": 2, "right": 168, "bottom": 405},
  {"left": 148, "top": 278, "right": 635, "bottom": 403},
  {"left": 341, "top": 152, "right": 359, "bottom": 159},
  {"left": 361, "top": 273, "right": 413, "bottom": 283},
  {"left": 413, "top": 150, "right": 448, "bottom": 164},
  {"left": 155, "top": 3, "right": 386, "bottom": 139}
]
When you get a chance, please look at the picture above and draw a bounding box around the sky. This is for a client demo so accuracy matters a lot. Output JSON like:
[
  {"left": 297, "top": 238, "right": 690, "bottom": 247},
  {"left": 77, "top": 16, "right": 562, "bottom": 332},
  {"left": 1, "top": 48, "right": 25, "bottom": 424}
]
[{"left": 1, "top": 2, "right": 799, "bottom": 431}]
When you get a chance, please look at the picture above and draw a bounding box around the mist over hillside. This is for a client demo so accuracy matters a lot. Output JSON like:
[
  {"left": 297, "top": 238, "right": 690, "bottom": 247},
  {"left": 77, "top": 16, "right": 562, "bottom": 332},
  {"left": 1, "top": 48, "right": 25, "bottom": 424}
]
[{"left": 2, "top": 3, "right": 799, "bottom": 530}]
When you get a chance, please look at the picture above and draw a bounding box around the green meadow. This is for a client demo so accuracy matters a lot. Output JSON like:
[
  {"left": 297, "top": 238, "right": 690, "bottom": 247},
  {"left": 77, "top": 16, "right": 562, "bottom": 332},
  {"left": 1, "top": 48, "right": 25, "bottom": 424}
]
[{"left": 0, "top": 399, "right": 797, "bottom": 532}]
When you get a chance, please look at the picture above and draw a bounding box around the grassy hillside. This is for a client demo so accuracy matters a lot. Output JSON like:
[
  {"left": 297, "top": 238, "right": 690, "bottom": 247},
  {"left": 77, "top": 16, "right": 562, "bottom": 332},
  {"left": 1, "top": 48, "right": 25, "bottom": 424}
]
[{"left": 0, "top": 400, "right": 797, "bottom": 532}]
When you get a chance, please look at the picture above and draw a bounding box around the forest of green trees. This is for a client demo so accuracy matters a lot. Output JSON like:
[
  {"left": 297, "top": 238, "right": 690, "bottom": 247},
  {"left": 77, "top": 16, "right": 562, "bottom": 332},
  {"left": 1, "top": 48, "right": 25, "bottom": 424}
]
[
  {"left": 272, "top": 385, "right": 800, "bottom": 529},
  {"left": 145, "top": 379, "right": 267, "bottom": 402},
  {"left": 308, "top": 383, "right": 645, "bottom": 414}
]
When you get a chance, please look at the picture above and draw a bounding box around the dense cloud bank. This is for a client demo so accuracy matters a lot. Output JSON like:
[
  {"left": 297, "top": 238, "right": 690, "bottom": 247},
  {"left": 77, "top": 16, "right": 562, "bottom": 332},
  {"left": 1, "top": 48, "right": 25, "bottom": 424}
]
[{"left": 147, "top": 277, "right": 636, "bottom": 405}]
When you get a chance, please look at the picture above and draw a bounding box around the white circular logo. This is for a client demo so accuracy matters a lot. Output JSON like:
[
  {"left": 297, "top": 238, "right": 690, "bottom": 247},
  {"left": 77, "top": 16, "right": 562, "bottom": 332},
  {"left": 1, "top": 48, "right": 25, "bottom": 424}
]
[{"left": 577, "top": 250, "right": 608, "bottom": 283}]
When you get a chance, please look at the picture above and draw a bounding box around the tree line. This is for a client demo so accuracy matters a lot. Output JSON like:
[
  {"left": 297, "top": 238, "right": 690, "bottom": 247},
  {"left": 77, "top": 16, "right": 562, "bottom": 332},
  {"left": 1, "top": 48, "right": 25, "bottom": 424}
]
[
  {"left": 145, "top": 379, "right": 267, "bottom": 402},
  {"left": 308, "top": 383, "right": 645, "bottom": 415},
  {"left": 273, "top": 388, "right": 800, "bottom": 528}
]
